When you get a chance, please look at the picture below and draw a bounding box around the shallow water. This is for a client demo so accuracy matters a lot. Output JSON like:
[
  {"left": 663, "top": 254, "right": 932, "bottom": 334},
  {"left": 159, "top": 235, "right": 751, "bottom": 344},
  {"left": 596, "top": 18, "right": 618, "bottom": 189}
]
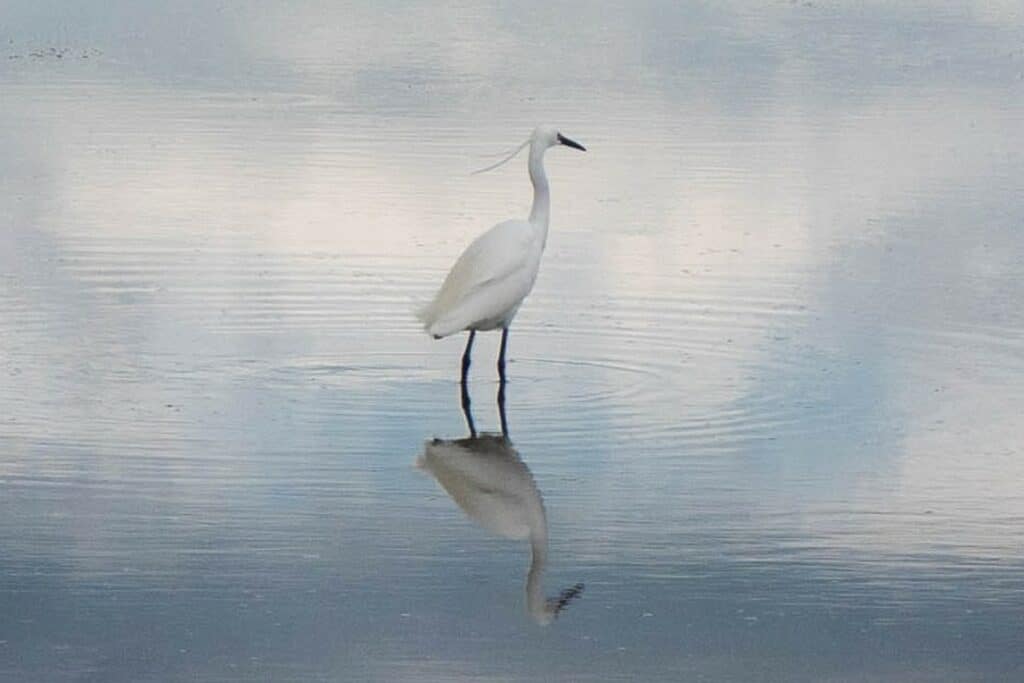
[{"left": 3, "top": 2, "right": 1024, "bottom": 681}]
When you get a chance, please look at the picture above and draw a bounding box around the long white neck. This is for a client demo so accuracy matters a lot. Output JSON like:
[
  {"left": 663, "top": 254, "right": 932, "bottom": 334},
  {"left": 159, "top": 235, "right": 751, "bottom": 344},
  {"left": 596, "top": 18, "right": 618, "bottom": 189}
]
[{"left": 528, "top": 142, "right": 550, "bottom": 238}]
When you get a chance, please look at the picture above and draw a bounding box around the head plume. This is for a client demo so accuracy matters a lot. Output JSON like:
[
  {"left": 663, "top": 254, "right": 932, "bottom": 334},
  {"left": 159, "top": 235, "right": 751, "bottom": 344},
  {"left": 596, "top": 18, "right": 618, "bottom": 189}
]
[{"left": 471, "top": 138, "right": 530, "bottom": 175}]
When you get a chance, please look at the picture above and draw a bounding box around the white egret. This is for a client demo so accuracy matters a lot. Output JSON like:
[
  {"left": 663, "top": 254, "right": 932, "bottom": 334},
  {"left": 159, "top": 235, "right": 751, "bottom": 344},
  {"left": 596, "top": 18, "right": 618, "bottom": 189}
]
[{"left": 417, "top": 124, "right": 586, "bottom": 383}]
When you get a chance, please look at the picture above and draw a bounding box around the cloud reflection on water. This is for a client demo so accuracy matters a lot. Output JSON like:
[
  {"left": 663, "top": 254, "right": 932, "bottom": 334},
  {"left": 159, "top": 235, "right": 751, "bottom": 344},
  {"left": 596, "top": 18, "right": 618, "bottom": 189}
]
[{"left": 2, "top": 0, "right": 1024, "bottom": 680}]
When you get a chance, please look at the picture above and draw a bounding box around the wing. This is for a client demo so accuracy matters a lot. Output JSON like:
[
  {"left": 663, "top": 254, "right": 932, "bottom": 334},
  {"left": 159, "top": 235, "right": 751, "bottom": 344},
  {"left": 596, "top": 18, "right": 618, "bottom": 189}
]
[{"left": 418, "top": 220, "right": 536, "bottom": 336}]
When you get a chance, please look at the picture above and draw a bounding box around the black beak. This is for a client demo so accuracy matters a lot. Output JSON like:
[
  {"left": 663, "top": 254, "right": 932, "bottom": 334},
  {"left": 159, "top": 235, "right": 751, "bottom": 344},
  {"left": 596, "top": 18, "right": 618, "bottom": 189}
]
[{"left": 557, "top": 133, "right": 586, "bottom": 151}]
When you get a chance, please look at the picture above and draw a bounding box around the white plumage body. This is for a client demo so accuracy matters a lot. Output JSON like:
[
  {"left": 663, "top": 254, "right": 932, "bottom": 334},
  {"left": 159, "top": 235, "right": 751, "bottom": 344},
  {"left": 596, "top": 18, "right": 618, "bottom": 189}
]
[{"left": 418, "top": 219, "right": 544, "bottom": 339}]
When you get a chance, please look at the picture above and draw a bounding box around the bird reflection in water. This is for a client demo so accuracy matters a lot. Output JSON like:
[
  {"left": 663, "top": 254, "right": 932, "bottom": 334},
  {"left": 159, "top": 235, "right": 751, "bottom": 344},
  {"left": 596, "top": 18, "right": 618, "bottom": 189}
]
[{"left": 417, "top": 386, "right": 584, "bottom": 625}]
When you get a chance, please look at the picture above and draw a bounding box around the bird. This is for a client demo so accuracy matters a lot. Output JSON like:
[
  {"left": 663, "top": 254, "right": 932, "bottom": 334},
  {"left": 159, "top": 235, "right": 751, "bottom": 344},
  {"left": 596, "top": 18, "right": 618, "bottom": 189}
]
[
  {"left": 416, "top": 391, "right": 584, "bottom": 625},
  {"left": 417, "top": 124, "right": 586, "bottom": 384}
]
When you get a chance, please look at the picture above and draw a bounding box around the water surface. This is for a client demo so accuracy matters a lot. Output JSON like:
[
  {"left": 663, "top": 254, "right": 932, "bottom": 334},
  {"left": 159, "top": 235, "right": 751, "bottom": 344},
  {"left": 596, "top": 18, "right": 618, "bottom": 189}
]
[{"left": 2, "top": 2, "right": 1024, "bottom": 680}]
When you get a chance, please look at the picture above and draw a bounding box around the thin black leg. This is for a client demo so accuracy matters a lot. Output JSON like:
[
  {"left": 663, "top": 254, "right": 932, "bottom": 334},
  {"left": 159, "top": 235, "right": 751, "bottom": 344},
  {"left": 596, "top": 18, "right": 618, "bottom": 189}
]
[
  {"left": 461, "top": 330, "right": 476, "bottom": 385},
  {"left": 497, "top": 327, "right": 509, "bottom": 383}
]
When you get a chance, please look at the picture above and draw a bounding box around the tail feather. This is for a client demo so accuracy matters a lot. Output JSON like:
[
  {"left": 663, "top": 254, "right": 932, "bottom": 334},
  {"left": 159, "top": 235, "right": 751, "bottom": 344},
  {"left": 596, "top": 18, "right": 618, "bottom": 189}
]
[
  {"left": 424, "top": 315, "right": 463, "bottom": 339},
  {"left": 415, "top": 297, "right": 448, "bottom": 338},
  {"left": 415, "top": 300, "right": 434, "bottom": 328}
]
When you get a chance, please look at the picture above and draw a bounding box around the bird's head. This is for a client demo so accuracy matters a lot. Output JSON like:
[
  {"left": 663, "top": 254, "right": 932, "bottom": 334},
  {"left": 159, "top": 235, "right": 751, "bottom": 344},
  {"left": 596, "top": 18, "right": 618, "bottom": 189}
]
[
  {"left": 472, "top": 125, "right": 586, "bottom": 175},
  {"left": 532, "top": 124, "right": 586, "bottom": 152}
]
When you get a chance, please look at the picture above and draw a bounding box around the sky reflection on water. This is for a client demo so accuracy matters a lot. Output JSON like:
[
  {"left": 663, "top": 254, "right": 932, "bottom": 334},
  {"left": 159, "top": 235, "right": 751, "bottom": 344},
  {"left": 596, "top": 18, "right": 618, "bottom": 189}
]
[{"left": 2, "top": 1, "right": 1024, "bottom": 681}]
